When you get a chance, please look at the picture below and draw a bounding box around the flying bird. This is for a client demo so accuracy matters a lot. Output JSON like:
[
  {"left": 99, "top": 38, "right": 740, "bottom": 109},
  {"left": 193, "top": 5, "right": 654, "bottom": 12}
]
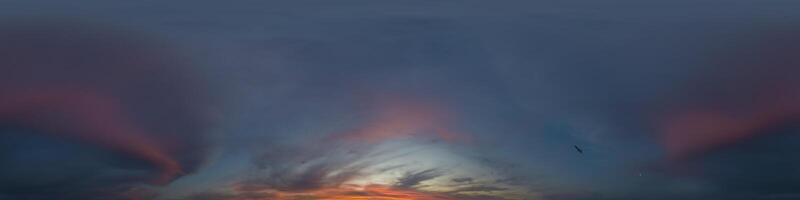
[{"left": 574, "top": 145, "right": 583, "bottom": 154}]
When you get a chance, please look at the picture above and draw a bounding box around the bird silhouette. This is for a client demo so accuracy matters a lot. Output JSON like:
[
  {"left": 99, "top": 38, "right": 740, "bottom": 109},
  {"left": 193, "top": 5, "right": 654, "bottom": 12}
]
[{"left": 574, "top": 145, "right": 583, "bottom": 154}]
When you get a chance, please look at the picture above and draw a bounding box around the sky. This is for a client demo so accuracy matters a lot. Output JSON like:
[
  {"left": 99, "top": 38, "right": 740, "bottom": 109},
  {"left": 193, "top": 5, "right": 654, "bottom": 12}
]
[{"left": 2, "top": 0, "right": 800, "bottom": 200}]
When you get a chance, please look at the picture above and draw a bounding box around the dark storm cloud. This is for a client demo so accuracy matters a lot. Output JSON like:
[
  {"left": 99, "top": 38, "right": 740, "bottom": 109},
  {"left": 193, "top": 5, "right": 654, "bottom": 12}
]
[{"left": 0, "top": 20, "right": 213, "bottom": 198}]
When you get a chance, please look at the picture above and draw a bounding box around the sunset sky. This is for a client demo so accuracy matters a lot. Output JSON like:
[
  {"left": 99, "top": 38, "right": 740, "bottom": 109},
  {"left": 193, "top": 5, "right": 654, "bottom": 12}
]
[{"left": 2, "top": 1, "right": 800, "bottom": 200}]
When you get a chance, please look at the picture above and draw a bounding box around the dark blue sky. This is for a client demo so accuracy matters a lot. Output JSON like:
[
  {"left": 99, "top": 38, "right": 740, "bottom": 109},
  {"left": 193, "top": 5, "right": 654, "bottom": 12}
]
[{"left": 2, "top": 1, "right": 800, "bottom": 199}]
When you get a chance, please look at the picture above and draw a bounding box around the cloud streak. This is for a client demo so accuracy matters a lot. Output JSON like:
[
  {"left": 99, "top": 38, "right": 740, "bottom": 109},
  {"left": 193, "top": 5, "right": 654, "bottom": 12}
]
[{"left": 0, "top": 20, "right": 213, "bottom": 198}]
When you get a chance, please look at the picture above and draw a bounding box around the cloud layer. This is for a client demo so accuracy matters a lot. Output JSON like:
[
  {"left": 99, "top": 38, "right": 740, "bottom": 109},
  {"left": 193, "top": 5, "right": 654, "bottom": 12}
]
[{"left": 0, "top": 21, "right": 213, "bottom": 198}]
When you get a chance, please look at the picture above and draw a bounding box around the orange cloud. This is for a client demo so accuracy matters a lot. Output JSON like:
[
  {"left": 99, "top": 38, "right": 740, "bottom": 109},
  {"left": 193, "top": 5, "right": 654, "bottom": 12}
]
[{"left": 230, "top": 184, "right": 454, "bottom": 200}]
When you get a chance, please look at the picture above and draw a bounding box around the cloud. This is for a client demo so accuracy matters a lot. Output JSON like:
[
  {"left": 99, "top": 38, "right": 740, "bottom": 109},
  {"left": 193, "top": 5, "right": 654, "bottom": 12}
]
[
  {"left": 243, "top": 155, "right": 372, "bottom": 193},
  {"left": 658, "top": 27, "right": 800, "bottom": 163},
  {"left": 636, "top": 27, "right": 800, "bottom": 199},
  {"left": 452, "top": 177, "right": 473, "bottom": 183},
  {"left": 394, "top": 169, "right": 443, "bottom": 188},
  {"left": 0, "top": 20, "right": 214, "bottom": 198},
  {"left": 240, "top": 138, "right": 399, "bottom": 194},
  {"left": 206, "top": 126, "right": 523, "bottom": 200},
  {"left": 226, "top": 184, "right": 456, "bottom": 200},
  {"left": 449, "top": 185, "right": 508, "bottom": 193}
]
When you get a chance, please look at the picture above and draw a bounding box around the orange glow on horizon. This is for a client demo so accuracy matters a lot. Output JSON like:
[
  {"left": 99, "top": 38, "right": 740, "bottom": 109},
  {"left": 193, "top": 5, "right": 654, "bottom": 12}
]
[{"left": 232, "top": 184, "right": 454, "bottom": 200}]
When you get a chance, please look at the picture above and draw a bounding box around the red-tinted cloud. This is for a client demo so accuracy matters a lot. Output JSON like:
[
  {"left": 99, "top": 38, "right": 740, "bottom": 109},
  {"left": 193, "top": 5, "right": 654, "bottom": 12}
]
[
  {"left": 659, "top": 28, "right": 800, "bottom": 163},
  {"left": 0, "top": 20, "right": 212, "bottom": 189},
  {"left": 0, "top": 88, "right": 181, "bottom": 184},
  {"left": 662, "top": 92, "right": 800, "bottom": 161}
]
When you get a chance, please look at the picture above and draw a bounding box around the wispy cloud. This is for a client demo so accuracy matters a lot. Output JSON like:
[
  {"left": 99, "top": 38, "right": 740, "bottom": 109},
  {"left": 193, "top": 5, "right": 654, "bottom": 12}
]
[{"left": 394, "top": 169, "right": 443, "bottom": 188}]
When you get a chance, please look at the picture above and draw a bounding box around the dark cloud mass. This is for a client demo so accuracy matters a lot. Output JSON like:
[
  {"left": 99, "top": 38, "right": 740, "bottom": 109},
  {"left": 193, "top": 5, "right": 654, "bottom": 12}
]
[
  {"left": 0, "top": 20, "right": 213, "bottom": 199},
  {"left": 2, "top": 0, "right": 800, "bottom": 200}
]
